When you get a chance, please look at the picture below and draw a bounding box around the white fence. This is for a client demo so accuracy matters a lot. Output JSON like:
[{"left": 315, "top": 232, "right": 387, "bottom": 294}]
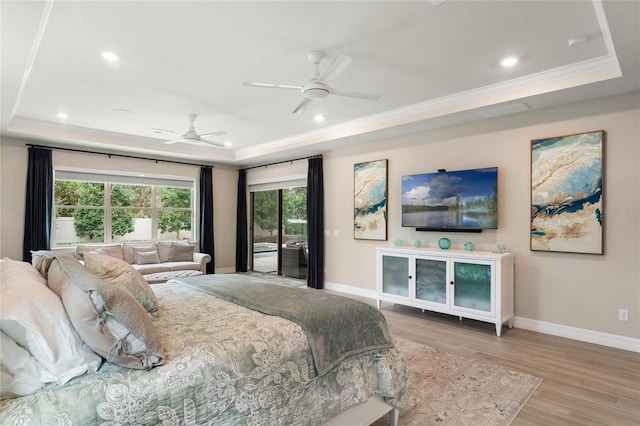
[{"left": 54, "top": 217, "right": 192, "bottom": 245}]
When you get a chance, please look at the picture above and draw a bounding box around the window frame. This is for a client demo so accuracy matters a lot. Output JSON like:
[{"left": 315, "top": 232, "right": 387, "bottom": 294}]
[{"left": 52, "top": 169, "right": 197, "bottom": 247}]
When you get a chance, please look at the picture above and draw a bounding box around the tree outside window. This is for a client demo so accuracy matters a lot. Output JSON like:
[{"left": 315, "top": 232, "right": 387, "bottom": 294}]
[
  {"left": 158, "top": 187, "right": 192, "bottom": 239},
  {"left": 53, "top": 179, "right": 195, "bottom": 246}
]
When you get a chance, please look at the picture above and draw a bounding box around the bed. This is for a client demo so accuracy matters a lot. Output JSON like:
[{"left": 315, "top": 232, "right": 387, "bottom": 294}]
[{"left": 0, "top": 256, "right": 409, "bottom": 425}]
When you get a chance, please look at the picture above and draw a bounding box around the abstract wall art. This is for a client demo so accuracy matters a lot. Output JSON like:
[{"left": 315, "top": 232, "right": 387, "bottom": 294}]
[
  {"left": 354, "top": 159, "right": 388, "bottom": 240},
  {"left": 530, "top": 130, "right": 605, "bottom": 254}
]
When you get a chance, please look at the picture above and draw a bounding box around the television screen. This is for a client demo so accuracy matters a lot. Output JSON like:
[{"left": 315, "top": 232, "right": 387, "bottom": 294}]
[{"left": 402, "top": 167, "right": 498, "bottom": 231}]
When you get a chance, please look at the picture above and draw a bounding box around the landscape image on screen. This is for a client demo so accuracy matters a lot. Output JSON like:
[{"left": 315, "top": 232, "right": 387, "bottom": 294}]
[{"left": 402, "top": 167, "right": 498, "bottom": 230}]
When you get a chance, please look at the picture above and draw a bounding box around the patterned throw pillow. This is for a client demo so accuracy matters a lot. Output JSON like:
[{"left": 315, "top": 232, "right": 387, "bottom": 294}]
[
  {"left": 47, "top": 254, "right": 164, "bottom": 370},
  {"left": 82, "top": 252, "right": 158, "bottom": 313}
]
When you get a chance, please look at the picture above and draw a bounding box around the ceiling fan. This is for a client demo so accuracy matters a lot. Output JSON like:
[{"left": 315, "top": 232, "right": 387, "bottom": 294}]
[
  {"left": 151, "top": 114, "right": 226, "bottom": 147},
  {"left": 242, "top": 51, "right": 380, "bottom": 114}
]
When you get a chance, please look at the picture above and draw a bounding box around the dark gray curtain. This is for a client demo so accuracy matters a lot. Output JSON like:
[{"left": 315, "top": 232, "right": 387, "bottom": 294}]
[
  {"left": 306, "top": 157, "right": 324, "bottom": 289},
  {"left": 235, "top": 169, "right": 248, "bottom": 272},
  {"left": 199, "top": 166, "right": 215, "bottom": 273},
  {"left": 23, "top": 147, "right": 53, "bottom": 262}
]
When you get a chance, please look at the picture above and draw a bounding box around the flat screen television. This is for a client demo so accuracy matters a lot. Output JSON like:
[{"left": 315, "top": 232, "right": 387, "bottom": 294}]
[{"left": 402, "top": 167, "right": 498, "bottom": 232}]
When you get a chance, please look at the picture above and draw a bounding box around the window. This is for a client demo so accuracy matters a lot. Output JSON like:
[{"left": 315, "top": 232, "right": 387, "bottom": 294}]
[{"left": 53, "top": 170, "right": 195, "bottom": 246}]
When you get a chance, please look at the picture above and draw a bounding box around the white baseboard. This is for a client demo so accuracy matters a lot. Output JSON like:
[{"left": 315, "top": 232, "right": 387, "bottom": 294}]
[
  {"left": 324, "top": 281, "right": 640, "bottom": 354},
  {"left": 514, "top": 317, "right": 640, "bottom": 353},
  {"left": 324, "top": 281, "right": 378, "bottom": 299}
]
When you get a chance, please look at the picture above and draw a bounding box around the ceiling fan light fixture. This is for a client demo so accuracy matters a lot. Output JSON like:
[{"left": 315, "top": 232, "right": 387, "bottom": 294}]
[
  {"left": 302, "top": 82, "right": 330, "bottom": 99},
  {"left": 304, "top": 88, "right": 330, "bottom": 99}
]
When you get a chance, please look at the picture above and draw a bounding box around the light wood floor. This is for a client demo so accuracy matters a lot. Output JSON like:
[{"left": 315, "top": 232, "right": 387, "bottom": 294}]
[{"left": 373, "top": 301, "right": 640, "bottom": 425}]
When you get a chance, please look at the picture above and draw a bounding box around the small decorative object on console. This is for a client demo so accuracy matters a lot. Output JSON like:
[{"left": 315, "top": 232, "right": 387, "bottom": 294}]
[
  {"left": 438, "top": 237, "right": 451, "bottom": 250},
  {"left": 494, "top": 243, "right": 507, "bottom": 253},
  {"left": 464, "top": 242, "right": 475, "bottom": 251},
  {"left": 414, "top": 240, "right": 422, "bottom": 248},
  {"left": 393, "top": 239, "right": 404, "bottom": 247}
]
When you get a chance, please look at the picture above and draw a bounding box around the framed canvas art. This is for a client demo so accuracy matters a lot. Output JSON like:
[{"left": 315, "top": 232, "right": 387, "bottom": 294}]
[
  {"left": 530, "top": 130, "right": 605, "bottom": 254},
  {"left": 354, "top": 159, "right": 388, "bottom": 240}
]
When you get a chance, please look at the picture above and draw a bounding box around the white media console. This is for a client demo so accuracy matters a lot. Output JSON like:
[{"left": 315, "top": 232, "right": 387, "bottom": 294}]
[{"left": 376, "top": 246, "right": 515, "bottom": 336}]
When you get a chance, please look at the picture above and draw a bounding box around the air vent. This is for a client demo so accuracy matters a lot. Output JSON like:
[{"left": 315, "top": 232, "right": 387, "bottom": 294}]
[{"left": 476, "top": 102, "right": 530, "bottom": 118}]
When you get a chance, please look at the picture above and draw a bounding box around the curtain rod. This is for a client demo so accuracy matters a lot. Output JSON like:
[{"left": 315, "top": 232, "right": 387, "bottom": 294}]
[
  {"left": 240, "top": 154, "right": 322, "bottom": 171},
  {"left": 26, "top": 144, "right": 214, "bottom": 168}
]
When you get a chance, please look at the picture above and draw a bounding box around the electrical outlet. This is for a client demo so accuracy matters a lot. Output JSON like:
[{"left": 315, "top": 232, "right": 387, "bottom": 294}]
[{"left": 619, "top": 309, "right": 629, "bottom": 322}]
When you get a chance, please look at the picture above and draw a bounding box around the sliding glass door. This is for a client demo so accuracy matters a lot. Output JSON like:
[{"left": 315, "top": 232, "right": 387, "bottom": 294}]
[
  {"left": 252, "top": 190, "right": 279, "bottom": 273},
  {"left": 251, "top": 187, "right": 307, "bottom": 276}
]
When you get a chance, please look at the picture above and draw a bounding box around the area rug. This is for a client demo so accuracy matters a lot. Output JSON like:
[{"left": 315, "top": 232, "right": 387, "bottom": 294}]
[
  {"left": 243, "top": 271, "right": 307, "bottom": 288},
  {"left": 374, "top": 338, "right": 542, "bottom": 425}
]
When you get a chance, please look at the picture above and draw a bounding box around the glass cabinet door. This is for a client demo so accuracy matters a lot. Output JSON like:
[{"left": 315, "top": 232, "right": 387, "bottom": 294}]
[
  {"left": 452, "top": 261, "right": 492, "bottom": 312},
  {"left": 415, "top": 258, "right": 447, "bottom": 304},
  {"left": 381, "top": 255, "right": 409, "bottom": 297}
]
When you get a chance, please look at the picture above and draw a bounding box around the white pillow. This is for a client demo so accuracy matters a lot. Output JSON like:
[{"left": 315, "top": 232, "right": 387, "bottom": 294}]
[
  {"left": 122, "top": 243, "right": 156, "bottom": 264},
  {"left": 135, "top": 250, "right": 160, "bottom": 265},
  {"left": 0, "top": 259, "right": 101, "bottom": 395},
  {"left": 1, "top": 331, "right": 45, "bottom": 399}
]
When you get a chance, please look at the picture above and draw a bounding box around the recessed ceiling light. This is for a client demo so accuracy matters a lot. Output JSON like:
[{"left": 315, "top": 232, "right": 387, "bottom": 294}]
[
  {"left": 56, "top": 112, "right": 69, "bottom": 119},
  {"left": 313, "top": 114, "right": 325, "bottom": 122},
  {"left": 101, "top": 51, "right": 120, "bottom": 62},
  {"left": 568, "top": 36, "right": 587, "bottom": 48},
  {"left": 224, "top": 141, "right": 233, "bottom": 147},
  {"left": 500, "top": 56, "right": 519, "bottom": 68}
]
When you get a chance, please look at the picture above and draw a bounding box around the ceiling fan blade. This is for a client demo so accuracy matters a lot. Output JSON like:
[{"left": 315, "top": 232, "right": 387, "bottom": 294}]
[
  {"left": 318, "top": 55, "right": 352, "bottom": 83},
  {"left": 200, "top": 139, "right": 226, "bottom": 148},
  {"left": 199, "top": 130, "right": 226, "bottom": 137},
  {"left": 152, "top": 128, "right": 182, "bottom": 137},
  {"left": 292, "top": 98, "right": 313, "bottom": 114},
  {"left": 330, "top": 88, "right": 380, "bottom": 101},
  {"left": 242, "top": 81, "right": 301, "bottom": 91},
  {"left": 165, "top": 138, "right": 211, "bottom": 146}
]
